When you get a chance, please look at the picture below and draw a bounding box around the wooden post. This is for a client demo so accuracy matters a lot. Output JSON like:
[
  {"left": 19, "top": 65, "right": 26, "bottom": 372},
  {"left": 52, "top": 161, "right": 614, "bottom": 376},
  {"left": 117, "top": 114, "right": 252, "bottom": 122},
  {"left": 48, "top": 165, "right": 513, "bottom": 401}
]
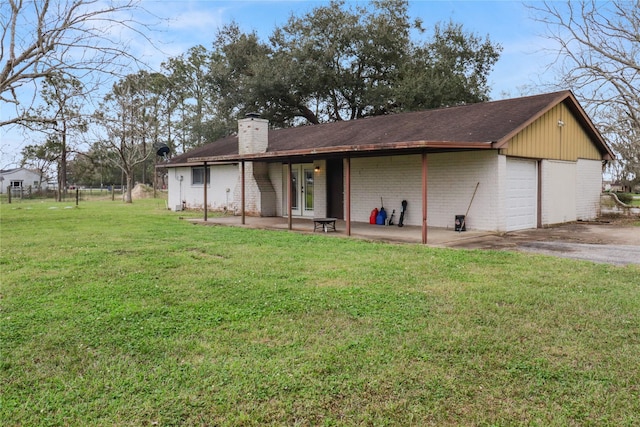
[
  {"left": 422, "top": 152, "right": 428, "bottom": 244},
  {"left": 241, "top": 161, "right": 246, "bottom": 225},
  {"left": 76, "top": 188, "right": 79, "bottom": 206},
  {"left": 345, "top": 157, "right": 351, "bottom": 236},
  {"left": 203, "top": 161, "right": 208, "bottom": 221},
  {"left": 287, "top": 161, "right": 293, "bottom": 230}
]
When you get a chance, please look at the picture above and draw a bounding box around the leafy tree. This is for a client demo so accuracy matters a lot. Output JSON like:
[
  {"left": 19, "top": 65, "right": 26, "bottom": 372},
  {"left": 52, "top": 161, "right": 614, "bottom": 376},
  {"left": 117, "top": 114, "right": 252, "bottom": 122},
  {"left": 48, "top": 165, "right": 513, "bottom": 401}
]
[
  {"left": 20, "top": 137, "right": 61, "bottom": 190},
  {"left": 531, "top": 0, "right": 640, "bottom": 187},
  {"left": 163, "top": 46, "right": 219, "bottom": 151},
  {"left": 209, "top": 0, "right": 501, "bottom": 128},
  {"left": 396, "top": 21, "right": 500, "bottom": 110},
  {"left": 66, "top": 145, "right": 121, "bottom": 188}
]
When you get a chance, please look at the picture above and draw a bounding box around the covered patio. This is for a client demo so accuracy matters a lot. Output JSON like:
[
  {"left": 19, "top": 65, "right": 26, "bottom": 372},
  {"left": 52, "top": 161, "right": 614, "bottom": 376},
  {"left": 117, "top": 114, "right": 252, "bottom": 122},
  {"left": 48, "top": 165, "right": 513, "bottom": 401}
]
[{"left": 187, "top": 215, "right": 495, "bottom": 246}]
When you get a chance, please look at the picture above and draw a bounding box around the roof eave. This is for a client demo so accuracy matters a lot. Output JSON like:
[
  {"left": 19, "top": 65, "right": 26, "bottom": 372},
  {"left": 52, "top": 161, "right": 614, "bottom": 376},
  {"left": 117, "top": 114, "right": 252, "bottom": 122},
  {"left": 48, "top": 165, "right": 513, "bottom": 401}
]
[
  {"left": 189, "top": 140, "right": 495, "bottom": 163},
  {"left": 156, "top": 160, "right": 239, "bottom": 168}
]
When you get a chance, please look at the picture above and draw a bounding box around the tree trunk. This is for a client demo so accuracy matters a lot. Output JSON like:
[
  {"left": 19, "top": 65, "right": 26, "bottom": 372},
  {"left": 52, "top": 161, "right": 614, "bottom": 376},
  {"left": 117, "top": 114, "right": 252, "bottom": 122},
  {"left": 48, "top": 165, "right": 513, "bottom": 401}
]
[{"left": 124, "top": 172, "right": 134, "bottom": 203}]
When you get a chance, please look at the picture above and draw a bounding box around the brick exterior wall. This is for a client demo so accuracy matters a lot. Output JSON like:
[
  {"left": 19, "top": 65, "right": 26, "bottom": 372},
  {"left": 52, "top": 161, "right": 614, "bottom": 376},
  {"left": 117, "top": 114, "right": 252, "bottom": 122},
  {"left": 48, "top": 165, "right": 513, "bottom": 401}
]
[
  {"left": 426, "top": 151, "right": 502, "bottom": 230},
  {"left": 238, "top": 117, "right": 268, "bottom": 155},
  {"left": 541, "top": 160, "right": 577, "bottom": 225},
  {"left": 234, "top": 117, "right": 276, "bottom": 216},
  {"left": 232, "top": 161, "right": 276, "bottom": 216},
  {"left": 168, "top": 127, "right": 604, "bottom": 230},
  {"left": 167, "top": 164, "right": 238, "bottom": 212},
  {"left": 576, "top": 159, "right": 602, "bottom": 220},
  {"left": 349, "top": 151, "right": 501, "bottom": 230}
]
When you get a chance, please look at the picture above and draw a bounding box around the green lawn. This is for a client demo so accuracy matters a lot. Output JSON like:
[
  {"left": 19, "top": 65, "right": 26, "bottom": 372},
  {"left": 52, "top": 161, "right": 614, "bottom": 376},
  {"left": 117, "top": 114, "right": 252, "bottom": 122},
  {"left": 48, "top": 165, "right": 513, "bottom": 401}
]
[{"left": 1, "top": 199, "right": 639, "bottom": 426}]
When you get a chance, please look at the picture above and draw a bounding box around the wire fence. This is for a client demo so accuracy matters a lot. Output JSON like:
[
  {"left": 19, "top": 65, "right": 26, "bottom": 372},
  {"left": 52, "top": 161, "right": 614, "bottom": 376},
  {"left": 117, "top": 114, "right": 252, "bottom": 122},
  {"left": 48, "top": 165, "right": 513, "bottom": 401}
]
[{"left": 1, "top": 186, "right": 138, "bottom": 203}]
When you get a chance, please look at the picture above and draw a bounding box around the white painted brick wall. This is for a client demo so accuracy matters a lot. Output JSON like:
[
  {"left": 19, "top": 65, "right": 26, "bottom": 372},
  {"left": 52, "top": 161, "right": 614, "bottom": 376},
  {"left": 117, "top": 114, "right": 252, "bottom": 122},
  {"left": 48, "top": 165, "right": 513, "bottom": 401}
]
[
  {"left": 232, "top": 162, "right": 269, "bottom": 216},
  {"left": 496, "top": 155, "right": 508, "bottom": 232},
  {"left": 234, "top": 117, "right": 274, "bottom": 216},
  {"left": 426, "top": 151, "right": 501, "bottom": 230},
  {"left": 350, "top": 155, "right": 422, "bottom": 225},
  {"left": 576, "top": 159, "right": 602, "bottom": 220},
  {"left": 167, "top": 164, "right": 238, "bottom": 212},
  {"left": 541, "top": 160, "right": 577, "bottom": 225},
  {"left": 269, "top": 163, "right": 284, "bottom": 216},
  {"left": 350, "top": 151, "right": 500, "bottom": 230},
  {"left": 238, "top": 117, "right": 268, "bottom": 155}
]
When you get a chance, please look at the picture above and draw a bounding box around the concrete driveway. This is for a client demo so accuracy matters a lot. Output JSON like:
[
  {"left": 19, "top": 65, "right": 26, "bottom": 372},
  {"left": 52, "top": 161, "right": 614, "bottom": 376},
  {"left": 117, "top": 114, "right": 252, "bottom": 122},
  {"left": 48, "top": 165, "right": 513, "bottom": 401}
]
[{"left": 444, "top": 218, "right": 640, "bottom": 266}]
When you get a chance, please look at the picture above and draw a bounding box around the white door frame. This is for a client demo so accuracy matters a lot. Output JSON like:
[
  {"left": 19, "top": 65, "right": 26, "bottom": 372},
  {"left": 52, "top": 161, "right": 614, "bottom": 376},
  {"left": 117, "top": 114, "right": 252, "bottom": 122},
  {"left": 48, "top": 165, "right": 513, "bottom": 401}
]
[{"left": 284, "top": 163, "right": 315, "bottom": 217}]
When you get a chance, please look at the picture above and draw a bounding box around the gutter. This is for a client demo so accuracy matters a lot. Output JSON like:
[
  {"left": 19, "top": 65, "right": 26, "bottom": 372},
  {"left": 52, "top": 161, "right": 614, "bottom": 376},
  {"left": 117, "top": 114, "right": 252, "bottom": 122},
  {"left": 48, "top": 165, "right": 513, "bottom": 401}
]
[{"left": 189, "top": 140, "right": 495, "bottom": 163}]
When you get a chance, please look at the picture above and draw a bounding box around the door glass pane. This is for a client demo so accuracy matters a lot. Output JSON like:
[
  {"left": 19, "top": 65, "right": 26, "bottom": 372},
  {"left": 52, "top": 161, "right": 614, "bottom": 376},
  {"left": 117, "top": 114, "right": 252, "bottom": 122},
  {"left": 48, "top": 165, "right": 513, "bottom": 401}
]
[
  {"left": 304, "top": 168, "right": 314, "bottom": 211},
  {"left": 291, "top": 169, "right": 298, "bottom": 209}
]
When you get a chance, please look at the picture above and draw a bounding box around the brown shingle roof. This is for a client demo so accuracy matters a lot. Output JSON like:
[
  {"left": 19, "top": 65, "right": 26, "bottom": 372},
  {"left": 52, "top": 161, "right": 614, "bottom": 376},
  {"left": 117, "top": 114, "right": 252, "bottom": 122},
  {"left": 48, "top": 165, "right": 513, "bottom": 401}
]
[
  {"left": 164, "top": 133, "right": 239, "bottom": 166},
  {"left": 165, "top": 90, "right": 613, "bottom": 165}
]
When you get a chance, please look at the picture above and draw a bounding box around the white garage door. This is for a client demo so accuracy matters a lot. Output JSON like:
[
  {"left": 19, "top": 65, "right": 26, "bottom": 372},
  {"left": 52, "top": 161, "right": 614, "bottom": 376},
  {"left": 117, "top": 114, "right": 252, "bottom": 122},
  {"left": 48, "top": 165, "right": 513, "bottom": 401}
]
[{"left": 506, "top": 158, "right": 537, "bottom": 231}]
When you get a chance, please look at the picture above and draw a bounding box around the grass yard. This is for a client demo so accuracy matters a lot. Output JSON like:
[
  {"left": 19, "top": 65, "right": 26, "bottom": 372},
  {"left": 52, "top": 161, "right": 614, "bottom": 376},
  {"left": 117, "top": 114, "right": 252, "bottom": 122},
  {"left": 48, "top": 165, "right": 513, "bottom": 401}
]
[{"left": 1, "top": 199, "right": 639, "bottom": 426}]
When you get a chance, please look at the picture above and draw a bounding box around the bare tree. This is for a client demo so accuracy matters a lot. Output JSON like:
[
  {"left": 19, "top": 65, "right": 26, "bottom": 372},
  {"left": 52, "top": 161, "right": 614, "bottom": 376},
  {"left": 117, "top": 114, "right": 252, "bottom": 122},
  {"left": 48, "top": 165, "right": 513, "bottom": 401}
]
[
  {"left": 31, "top": 74, "right": 88, "bottom": 200},
  {"left": 531, "top": 0, "right": 640, "bottom": 186},
  {"left": 1, "top": 0, "right": 153, "bottom": 127},
  {"left": 94, "top": 75, "right": 154, "bottom": 203}
]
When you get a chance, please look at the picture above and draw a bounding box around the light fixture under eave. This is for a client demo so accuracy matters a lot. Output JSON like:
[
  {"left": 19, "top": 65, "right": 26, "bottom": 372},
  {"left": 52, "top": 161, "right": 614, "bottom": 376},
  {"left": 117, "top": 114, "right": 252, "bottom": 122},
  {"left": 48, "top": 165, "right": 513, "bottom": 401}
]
[
  {"left": 315, "top": 166, "right": 320, "bottom": 172},
  {"left": 557, "top": 119, "right": 565, "bottom": 127}
]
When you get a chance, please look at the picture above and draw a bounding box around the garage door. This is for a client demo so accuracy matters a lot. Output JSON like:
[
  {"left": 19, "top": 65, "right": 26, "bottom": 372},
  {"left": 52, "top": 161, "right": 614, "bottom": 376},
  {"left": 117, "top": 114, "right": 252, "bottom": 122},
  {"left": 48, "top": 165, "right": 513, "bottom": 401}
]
[{"left": 506, "top": 158, "right": 537, "bottom": 231}]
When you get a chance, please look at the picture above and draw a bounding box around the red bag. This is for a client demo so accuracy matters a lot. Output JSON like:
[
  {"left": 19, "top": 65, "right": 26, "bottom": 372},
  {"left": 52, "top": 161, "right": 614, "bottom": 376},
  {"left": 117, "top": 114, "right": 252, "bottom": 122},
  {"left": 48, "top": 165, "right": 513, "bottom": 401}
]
[{"left": 369, "top": 208, "right": 379, "bottom": 224}]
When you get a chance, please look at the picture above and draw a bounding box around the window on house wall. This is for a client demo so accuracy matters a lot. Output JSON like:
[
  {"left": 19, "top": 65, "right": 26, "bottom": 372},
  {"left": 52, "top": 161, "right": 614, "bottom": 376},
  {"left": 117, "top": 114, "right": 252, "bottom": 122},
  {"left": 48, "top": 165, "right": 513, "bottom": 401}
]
[{"left": 191, "top": 167, "right": 210, "bottom": 185}]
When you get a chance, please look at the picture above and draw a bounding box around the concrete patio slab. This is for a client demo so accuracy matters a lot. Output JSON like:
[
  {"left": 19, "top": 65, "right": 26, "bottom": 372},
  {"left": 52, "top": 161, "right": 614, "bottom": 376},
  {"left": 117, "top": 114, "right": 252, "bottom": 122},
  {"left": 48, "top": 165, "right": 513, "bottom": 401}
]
[{"left": 186, "top": 215, "right": 494, "bottom": 246}]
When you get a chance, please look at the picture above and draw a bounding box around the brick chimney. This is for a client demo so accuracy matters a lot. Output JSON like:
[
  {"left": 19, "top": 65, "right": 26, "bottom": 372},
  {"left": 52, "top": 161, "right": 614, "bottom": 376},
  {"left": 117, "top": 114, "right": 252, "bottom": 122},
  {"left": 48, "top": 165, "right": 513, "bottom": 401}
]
[
  {"left": 238, "top": 113, "right": 268, "bottom": 155},
  {"left": 235, "top": 113, "right": 276, "bottom": 216}
]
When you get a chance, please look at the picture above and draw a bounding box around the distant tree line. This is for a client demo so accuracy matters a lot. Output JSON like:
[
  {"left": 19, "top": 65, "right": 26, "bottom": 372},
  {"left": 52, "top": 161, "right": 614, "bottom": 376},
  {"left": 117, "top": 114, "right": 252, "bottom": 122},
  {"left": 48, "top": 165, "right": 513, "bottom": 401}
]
[
  {"left": 14, "top": 0, "right": 639, "bottom": 201},
  {"left": 12, "top": 0, "right": 503, "bottom": 202}
]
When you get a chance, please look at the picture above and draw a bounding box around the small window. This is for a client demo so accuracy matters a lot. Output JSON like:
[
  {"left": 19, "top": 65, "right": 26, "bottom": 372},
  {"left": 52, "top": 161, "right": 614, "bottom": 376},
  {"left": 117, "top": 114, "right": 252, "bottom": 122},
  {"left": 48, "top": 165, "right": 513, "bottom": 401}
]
[{"left": 191, "top": 167, "right": 210, "bottom": 185}]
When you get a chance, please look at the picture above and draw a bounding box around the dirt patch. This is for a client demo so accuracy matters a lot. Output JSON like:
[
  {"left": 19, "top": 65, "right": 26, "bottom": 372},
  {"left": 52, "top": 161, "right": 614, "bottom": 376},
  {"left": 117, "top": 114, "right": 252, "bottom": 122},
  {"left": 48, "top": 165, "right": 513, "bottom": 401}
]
[{"left": 131, "top": 183, "right": 154, "bottom": 199}]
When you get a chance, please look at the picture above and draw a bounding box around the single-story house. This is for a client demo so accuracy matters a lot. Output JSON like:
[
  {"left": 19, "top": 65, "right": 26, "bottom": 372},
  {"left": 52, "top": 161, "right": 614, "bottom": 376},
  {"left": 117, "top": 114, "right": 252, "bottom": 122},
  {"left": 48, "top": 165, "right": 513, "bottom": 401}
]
[
  {"left": 162, "top": 91, "right": 613, "bottom": 242},
  {"left": 0, "top": 167, "right": 47, "bottom": 194}
]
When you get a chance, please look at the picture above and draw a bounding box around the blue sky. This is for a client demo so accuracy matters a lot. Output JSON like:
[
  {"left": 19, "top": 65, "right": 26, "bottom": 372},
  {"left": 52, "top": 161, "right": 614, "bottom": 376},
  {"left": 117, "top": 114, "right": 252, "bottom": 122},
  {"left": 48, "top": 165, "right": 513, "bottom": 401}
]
[
  {"left": 1, "top": 0, "right": 559, "bottom": 168},
  {"left": 139, "top": 0, "right": 556, "bottom": 96}
]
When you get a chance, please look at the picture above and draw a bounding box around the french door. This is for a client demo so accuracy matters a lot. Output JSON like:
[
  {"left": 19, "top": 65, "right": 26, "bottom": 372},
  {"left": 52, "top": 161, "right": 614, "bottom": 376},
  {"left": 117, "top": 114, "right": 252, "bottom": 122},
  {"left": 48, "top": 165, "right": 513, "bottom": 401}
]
[{"left": 286, "top": 164, "right": 314, "bottom": 217}]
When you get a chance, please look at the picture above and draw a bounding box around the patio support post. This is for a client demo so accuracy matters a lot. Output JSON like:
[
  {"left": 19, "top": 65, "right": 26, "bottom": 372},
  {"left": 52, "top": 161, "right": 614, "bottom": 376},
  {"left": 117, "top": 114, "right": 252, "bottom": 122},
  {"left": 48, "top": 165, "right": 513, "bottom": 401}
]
[
  {"left": 345, "top": 156, "right": 351, "bottom": 236},
  {"left": 422, "top": 152, "right": 428, "bottom": 244},
  {"left": 287, "top": 161, "right": 293, "bottom": 230},
  {"left": 203, "top": 161, "right": 208, "bottom": 221},
  {"left": 241, "top": 161, "right": 246, "bottom": 225}
]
